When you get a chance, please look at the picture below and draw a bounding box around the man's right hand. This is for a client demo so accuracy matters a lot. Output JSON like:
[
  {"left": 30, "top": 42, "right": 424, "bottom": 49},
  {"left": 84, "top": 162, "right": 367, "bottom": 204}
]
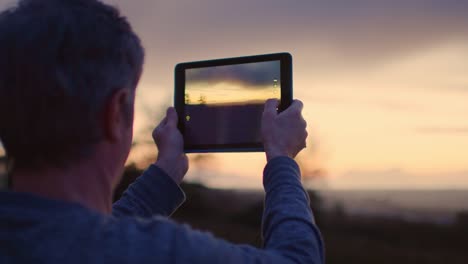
[
  {"left": 152, "top": 107, "right": 188, "bottom": 184},
  {"left": 261, "top": 99, "right": 308, "bottom": 162}
]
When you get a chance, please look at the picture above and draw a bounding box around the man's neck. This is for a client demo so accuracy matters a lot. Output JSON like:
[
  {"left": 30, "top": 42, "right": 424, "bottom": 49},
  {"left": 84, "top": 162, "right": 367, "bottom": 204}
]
[{"left": 11, "top": 158, "right": 115, "bottom": 214}]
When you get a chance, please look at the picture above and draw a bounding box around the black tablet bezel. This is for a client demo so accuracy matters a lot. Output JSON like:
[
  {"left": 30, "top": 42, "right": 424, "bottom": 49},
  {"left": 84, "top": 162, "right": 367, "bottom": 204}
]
[{"left": 174, "top": 52, "right": 293, "bottom": 153}]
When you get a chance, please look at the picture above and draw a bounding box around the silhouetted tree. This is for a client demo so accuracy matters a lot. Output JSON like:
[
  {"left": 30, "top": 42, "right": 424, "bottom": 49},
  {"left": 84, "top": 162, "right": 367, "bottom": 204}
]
[{"left": 198, "top": 95, "right": 207, "bottom": 105}]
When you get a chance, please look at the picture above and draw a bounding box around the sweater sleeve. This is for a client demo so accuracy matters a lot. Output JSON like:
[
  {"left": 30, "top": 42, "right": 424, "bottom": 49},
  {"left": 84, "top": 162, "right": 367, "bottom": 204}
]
[
  {"left": 112, "top": 165, "right": 186, "bottom": 218},
  {"left": 262, "top": 156, "right": 325, "bottom": 263},
  {"left": 99, "top": 157, "right": 324, "bottom": 264}
]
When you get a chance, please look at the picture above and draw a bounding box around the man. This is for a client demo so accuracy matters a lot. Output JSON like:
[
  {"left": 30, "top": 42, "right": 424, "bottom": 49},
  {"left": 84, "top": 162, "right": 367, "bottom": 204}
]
[{"left": 0, "top": 0, "right": 324, "bottom": 263}]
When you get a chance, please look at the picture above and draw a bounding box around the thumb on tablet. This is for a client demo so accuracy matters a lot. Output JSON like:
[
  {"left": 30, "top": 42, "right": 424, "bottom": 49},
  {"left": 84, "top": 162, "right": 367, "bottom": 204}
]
[
  {"left": 264, "top": 99, "right": 279, "bottom": 117},
  {"left": 166, "top": 107, "right": 178, "bottom": 128}
]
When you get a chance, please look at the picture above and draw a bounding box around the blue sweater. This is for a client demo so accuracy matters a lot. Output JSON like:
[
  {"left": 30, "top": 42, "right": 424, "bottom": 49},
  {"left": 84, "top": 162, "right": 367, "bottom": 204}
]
[{"left": 0, "top": 157, "right": 324, "bottom": 263}]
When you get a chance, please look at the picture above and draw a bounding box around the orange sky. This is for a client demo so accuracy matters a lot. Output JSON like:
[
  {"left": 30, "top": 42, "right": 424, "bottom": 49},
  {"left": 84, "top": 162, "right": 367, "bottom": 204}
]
[
  {"left": 1, "top": 0, "right": 467, "bottom": 189},
  {"left": 186, "top": 82, "right": 280, "bottom": 104}
]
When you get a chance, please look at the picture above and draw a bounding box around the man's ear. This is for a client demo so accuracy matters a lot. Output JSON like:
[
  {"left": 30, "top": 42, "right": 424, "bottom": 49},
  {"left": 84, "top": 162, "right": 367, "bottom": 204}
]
[{"left": 103, "top": 89, "right": 133, "bottom": 142}]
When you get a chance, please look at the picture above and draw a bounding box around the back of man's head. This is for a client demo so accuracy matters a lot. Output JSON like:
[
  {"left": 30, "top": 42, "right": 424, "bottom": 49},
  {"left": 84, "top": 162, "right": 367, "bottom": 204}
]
[{"left": 0, "top": 0, "right": 144, "bottom": 170}]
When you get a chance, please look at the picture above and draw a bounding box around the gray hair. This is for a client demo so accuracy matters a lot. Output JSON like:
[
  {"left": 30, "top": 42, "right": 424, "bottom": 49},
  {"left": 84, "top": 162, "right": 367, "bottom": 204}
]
[{"left": 0, "top": 0, "right": 145, "bottom": 169}]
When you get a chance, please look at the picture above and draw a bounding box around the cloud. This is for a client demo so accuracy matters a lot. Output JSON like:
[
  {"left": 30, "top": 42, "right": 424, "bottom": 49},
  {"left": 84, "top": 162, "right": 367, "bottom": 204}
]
[
  {"left": 186, "top": 60, "right": 280, "bottom": 88},
  {"left": 416, "top": 126, "right": 468, "bottom": 135},
  {"left": 3, "top": 2, "right": 448, "bottom": 89},
  {"left": 333, "top": 168, "right": 468, "bottom": 189},
  {"left": 116, "top": 1, "right": 468, "bottom": 53},
  {"left": 89, "top": 0, "right": 468, "bottom": 90},
  {"left": 4, "top": 1, "right": 468, "bottom": 66}
]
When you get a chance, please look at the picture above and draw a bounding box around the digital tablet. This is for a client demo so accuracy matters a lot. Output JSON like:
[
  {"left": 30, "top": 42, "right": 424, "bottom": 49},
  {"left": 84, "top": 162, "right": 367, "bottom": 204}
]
[{"left": 174, "top": 52, "right": 293, "bottom": 153}]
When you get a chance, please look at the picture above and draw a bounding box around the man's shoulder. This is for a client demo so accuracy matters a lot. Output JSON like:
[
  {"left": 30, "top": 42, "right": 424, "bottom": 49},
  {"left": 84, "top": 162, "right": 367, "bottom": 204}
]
[{"left": 0, "top": 191, "right": 192, "bottom": 263}]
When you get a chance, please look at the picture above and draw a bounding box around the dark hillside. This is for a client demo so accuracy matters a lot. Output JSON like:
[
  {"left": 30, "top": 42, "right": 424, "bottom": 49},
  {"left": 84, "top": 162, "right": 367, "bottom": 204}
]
[{"left": 115, "top": 166, "right": 468, "bottom": 264}]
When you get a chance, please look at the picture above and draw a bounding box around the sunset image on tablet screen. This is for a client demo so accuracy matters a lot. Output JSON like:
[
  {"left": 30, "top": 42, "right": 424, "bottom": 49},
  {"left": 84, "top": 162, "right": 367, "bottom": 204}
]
[{"left": 185, "top": 60, "right": 280, "bottom": 146}]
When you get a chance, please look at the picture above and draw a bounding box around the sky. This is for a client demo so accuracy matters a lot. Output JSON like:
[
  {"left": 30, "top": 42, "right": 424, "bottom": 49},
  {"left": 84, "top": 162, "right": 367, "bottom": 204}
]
[
  {"left": 0, "top": 0, "right": 467, "bottom": 189},
  {"left": 186, "top": 61, "right": 281, "bottom": 104}
]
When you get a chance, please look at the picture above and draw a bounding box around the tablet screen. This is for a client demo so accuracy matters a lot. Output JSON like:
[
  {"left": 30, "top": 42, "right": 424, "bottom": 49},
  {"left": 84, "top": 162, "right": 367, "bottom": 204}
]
[{"left": 184, "top": 60, "right": 281, "bottom": 147}]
